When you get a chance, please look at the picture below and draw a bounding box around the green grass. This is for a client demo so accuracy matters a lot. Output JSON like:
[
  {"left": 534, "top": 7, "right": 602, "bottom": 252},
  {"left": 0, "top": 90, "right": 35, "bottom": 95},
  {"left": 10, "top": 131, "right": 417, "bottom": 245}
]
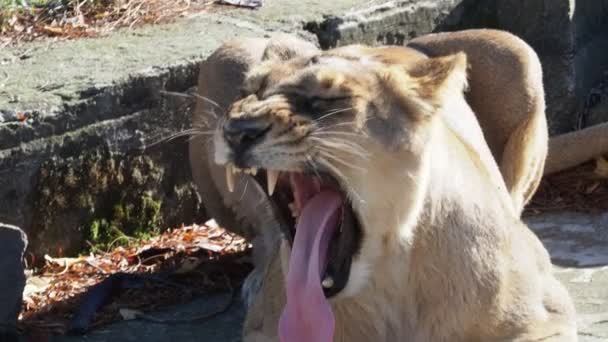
[
  {"left": 1, "top": 0, "right": 91, "bottom": 35},
  {"left": 86, "top": 194, "right": 163, "bottom": 253},
  {"left": 1, "top": 0, "right": 55, "bottom": 32},
  {"left": 0, "top": 0, "right": 54, "bottom": 11}
]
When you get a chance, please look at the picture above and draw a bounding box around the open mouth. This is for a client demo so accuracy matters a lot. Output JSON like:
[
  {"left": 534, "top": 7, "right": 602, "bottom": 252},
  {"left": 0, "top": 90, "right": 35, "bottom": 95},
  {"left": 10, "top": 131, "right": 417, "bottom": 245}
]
[{"left": 225, "top": 165, "right": 362, "bottom": 299}]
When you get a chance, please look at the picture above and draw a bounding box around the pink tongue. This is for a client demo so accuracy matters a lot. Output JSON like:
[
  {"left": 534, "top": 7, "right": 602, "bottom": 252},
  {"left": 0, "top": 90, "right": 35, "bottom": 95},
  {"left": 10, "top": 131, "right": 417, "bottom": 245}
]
[{"left": 279, "top": 190, "right": 342, "bottom": 342}]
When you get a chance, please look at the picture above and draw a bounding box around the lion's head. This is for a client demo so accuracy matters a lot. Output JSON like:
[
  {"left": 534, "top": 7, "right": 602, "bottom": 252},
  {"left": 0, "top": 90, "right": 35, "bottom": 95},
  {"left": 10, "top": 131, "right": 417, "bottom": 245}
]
[{"left": 213, "top": 44, "right": 469, "bottom": 339}]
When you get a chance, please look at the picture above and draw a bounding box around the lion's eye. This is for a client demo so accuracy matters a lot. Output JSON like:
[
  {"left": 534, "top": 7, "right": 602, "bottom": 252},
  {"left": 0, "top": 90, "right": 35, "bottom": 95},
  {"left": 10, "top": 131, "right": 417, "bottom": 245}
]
[
  {"left": 289, "top": 93, "right": 351, "bottom": 118},
  {"left": 309, "top": 96, "right": 350, "bottom": 106},
  {"left": 305, "top": 96, "right": 351, "bottom": 119},
  {"left": 309, "top": 96, "right": 322, "bottom": 106}
]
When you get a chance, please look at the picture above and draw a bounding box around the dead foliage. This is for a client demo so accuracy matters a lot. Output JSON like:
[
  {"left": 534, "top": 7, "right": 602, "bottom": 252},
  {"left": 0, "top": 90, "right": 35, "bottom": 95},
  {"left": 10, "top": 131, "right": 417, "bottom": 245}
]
[
  {"left": 525, "top": 157, "right": 608, "bottom": 216},
  {"left": 1, "top": 0, "right": 218, "bottom": 45},
  {"left": 19, "top": 221, "right": 252, "bottom": 336}
]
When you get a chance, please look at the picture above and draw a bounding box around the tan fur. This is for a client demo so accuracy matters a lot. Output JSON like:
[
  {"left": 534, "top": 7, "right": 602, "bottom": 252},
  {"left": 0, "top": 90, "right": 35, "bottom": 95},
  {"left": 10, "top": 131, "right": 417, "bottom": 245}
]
[
  {"left": 408, "top": 30, "right": 549, "bottom": 214},
  {"left": 208, "top": 31, "right": 577, "bottom": 341},
  {"left": 187, "top": 30, "right": 608, "bottom": 342},
  {"left": 545, "top": 122, "right": 608, "bottom": 174}
]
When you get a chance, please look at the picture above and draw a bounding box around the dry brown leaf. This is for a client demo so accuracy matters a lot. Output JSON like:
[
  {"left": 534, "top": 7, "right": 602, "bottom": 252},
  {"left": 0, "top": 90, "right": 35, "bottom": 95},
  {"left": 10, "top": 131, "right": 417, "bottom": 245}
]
[
  {"left": 42, "top": 25, "right": 64, "bottom": 35},
  {"left": 585, "top": 181, "right": 601, "bottom": 194},
  {"left": 20, "top": 221, "right": 251, "bottom": 335},
  {"left": 594, "top": 156, "right": 608, "bottom": 178},
  {"left": 119, "top": 308, "right": 142, "bottom": 320}
]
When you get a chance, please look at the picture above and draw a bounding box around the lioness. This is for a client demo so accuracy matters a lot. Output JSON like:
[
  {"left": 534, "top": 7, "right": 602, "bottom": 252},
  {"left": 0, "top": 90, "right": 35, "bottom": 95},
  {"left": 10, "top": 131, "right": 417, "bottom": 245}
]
[
  {"left": 198, "top": 30, "right": 578, "bottom": 341},
  {"left": 190, "top": 30, "right": 608, "bottom": 248}
]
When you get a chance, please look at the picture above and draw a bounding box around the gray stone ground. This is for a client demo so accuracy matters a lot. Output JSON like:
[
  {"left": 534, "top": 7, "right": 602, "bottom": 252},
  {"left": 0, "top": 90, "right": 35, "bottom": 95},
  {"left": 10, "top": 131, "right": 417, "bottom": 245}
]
[
  {"left": 53, "top": 294, "right": 245, "bottom": 342},
  {"left": 43, "top": 211, "right": 608, "bottom": 342},
  {"left": 526, "top": 212, "right": 608, "bottom": 341}
]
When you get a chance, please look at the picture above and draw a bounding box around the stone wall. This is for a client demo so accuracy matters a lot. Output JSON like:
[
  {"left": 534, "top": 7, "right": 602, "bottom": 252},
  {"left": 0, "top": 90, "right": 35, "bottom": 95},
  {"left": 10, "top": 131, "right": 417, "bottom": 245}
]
[{"left": 493, "top": 0, "right": 608, "bottom": 134}]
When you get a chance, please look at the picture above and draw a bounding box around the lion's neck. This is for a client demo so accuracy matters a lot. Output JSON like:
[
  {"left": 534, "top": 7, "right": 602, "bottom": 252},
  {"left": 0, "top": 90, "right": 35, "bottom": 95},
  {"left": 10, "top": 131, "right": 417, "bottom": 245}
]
[{"left": 333, "top": 115, "right": 514, "bottom": 341}]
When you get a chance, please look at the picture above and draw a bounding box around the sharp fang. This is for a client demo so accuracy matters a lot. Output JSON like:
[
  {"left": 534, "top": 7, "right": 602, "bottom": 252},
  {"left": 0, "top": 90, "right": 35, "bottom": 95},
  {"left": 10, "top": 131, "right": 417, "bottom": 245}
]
[
  {"left": 267, "top": 170, "right": 279, "bottom": 196},
  {"left": 288, "top": 202, "right": 299, "bottom": 218},
  {"left": 322, "top": 276, "right": 334, "bottom": 288},
  {"left": 226, "top": 164, "right": 235, "bottom": 192}
]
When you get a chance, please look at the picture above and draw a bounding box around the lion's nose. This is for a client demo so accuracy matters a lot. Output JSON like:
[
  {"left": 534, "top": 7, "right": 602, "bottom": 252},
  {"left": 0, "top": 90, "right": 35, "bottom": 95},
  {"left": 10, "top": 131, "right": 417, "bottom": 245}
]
[{"left": 223, "top": 117, "right": 272, "bottom": 151}]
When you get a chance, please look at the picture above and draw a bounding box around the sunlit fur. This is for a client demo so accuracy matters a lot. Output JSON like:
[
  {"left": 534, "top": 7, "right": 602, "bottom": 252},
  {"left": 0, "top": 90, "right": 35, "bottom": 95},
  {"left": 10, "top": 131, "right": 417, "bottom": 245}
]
[{"left": 212, "top": 39, "right": 577, "bottom": 341}]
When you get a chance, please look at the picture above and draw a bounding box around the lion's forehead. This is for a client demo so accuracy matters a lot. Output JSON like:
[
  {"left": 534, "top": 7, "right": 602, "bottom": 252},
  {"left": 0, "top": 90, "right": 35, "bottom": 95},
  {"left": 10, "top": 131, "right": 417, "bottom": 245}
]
[{"left": 245, "top": 57, "right": 377, "bottom": 97}]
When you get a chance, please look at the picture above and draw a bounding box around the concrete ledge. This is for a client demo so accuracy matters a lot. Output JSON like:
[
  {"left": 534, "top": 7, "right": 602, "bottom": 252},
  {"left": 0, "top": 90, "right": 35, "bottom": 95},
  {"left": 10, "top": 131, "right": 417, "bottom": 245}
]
[
  {"left": 305, "top": 0, "right": 466, "bottom": 48},
  {"left": 0, "top": 13, "right": 273, "bottom": 255}
]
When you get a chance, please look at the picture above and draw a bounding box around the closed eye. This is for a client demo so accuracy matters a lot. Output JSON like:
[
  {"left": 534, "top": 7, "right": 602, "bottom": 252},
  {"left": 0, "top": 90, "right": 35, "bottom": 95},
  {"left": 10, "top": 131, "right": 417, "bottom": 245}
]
[
  {"left": 309, "top": 95, "right": 351, "bottom": 102},
  {"left": 300, "top": 95, "right": 352, "bottom": 119}
]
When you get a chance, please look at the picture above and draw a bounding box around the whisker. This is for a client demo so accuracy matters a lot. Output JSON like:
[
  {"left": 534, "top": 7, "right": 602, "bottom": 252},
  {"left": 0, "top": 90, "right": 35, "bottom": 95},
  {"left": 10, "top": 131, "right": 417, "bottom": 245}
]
[
  {"left": 314, "top": 107, "right": 353, "bottom": 123},
  {"left": 240, "top": 179, "right": 250, "bottom": 201},
  {"left": 310, "top": 131, "right": 363, "bottom": 138},
  {"left": 317, "top": 149, "right": 367, "bottom": 172},
  {"left": 190, "top": 93, "right": 223, "bottom": 114},
  {"left": 198, "top": 109, "right": 222, "bottom": 123},
  {"left": 159, "top": 90, "right": 223, "bottom": 119},
  {"left": 315, "top": 116, "right": 373, "bottom": 132},
  {"left": 317, "top": 156, "right": 364, "bottom": 203},
  {"left": 314, "top": 121, "right": 357, "bottom": 130},
  {"left": 305, "top": 153, "right": 322, "bottom": 180},
  {"left": 310, "top": 137, "right": 371, "bottom": 159},
  {"left": 145, "top": 129, "right": 215, "bottom": 148},
  {"left": 159, "top": 90, "right": 192, "bottom": 99}
]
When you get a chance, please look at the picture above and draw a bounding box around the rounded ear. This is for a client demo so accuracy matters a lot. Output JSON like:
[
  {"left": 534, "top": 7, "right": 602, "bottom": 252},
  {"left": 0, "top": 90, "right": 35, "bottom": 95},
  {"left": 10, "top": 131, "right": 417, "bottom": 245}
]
[
  {"left": 377, "top": 52, "right": 469, "bottom": 116},
  {"left": 408, "top": 52, "right": 469, "bottom": 100},
  {"left": 262, "top": 34, "right": 319, "bottom": 62}
]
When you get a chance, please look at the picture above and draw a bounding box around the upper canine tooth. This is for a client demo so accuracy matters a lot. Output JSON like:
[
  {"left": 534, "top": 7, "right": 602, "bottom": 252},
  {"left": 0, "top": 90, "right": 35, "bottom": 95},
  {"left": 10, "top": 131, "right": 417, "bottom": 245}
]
[
  {"left": 267, "top": 170, "right": 279, "bottom": 196},
  {"left": 322, "top": 276, "right": 334, "bottom": 288},
  {"left": 226, "top": 164, "right": 235, "bottom": 192}
]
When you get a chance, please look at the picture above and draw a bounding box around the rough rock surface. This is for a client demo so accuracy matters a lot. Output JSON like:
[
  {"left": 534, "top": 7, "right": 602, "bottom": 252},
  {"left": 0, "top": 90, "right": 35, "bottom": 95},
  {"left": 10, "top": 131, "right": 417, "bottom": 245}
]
[
  {"left": 526, "top": 212, "right": 608, "bottom": 341},
  {"left": 304, "top": 0, "right": 469, "bottom": 48},
  {"left": 493, "top": 0, "right": 608, "bottom": 134},
  {"left": 0, "top": 223, "right": 27, "bottom": 340}
]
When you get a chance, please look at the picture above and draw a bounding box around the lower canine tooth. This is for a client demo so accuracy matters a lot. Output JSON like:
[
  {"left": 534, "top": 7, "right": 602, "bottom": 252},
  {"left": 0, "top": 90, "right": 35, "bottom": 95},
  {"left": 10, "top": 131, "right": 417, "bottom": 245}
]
[
  {"left": 322, "top": 276, "right": 334, "bottom": 288},
  {"left": 226, "top": 164, "right": 235, "bottom": 192},
  {"left": 288, "top": 203, "right": 299, "bottom": 218},
  {"left": 267, "top": 170, "right": 279, "bottom": 196}
]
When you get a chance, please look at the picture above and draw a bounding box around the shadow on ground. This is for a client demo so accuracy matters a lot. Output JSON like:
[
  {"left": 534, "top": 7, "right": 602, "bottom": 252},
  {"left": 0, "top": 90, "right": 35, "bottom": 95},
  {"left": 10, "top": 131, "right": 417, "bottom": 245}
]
[
  {"left": 29, "top": 212, "right": 608, "bottom": 342},
  {"left": 527, "top": 212, "right": 608, "bottom": 341}
]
